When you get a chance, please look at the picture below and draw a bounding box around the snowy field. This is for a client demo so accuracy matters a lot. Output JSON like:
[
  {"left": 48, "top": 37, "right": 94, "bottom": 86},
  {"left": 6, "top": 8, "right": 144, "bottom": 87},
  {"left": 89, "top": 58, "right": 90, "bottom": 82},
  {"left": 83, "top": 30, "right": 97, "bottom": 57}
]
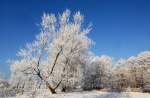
[{"left": 9, "top": 91, "right": 150, "bottom": 98}]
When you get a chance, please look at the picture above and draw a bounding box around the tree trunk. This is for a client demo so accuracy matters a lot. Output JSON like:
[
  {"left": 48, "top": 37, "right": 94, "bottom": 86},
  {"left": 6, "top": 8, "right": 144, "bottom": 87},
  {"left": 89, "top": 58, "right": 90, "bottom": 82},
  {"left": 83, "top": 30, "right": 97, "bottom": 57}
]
[
  {"left": 46, "top": 82, "right": 56, "bottom": 94},
  {"left": 47, "top": 85, "right": 56, "bottom": 94}
]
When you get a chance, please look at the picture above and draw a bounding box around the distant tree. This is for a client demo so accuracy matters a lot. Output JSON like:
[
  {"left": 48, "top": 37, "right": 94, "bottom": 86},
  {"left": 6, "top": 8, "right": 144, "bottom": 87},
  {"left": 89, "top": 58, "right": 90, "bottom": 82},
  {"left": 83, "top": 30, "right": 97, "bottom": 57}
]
[
  {"left": 82, "top": 55, "right": 112, "bottom": 90},
  {"left": 111, "top": 51, "right": 150, "bottom": 92},
  {"left": 111, "top": 59, "right": 129, "bottom": 91},
  {"left": 134, "top": 51, "right": 150, "bottom": 92},
  {"left": 0, "top": 77, "right": 12, "bottom": 97}
]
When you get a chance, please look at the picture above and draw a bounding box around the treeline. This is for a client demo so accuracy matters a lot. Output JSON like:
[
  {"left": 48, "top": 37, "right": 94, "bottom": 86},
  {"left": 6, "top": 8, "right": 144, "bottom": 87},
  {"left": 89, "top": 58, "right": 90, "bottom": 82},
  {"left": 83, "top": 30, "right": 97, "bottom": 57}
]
[
  {"left": 110, "top": 52, "right": 150, "bottom": 92},
  {"left": 1, "top": 51, "right": 150, "bottom": 96}
]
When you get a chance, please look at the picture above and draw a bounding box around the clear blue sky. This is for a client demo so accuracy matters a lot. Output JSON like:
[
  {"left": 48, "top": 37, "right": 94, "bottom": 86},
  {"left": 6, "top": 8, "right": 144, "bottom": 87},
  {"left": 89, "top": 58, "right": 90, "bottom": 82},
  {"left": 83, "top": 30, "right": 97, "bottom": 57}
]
[{"left": 0, "top": 0, "right": 150, "bottom": 77}]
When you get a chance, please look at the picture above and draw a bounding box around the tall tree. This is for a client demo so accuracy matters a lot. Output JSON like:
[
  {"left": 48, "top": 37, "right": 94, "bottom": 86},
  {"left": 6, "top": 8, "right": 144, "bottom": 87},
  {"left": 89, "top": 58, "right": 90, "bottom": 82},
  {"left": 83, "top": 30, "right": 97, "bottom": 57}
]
[{"left": 10, "top": 10, "right": 93, "bottom": 94}]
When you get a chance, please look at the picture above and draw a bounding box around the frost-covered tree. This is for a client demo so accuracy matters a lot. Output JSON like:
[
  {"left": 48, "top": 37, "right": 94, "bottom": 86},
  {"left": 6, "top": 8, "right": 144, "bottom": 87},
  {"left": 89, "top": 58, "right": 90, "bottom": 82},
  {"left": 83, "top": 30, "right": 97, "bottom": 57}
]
[
  {"left": 111, "top": 51, "right": 150, "bottom": 92},
  {"left": 82, "top": 55, "right": 112, "bottom": 90},
  {"left": 0, "top": 77, "right": 9, "bottom": 89},
  {"left": 0, "top": 76, "right": 12, "bottom": 97},
  {"left": 10, "top": 10, "right": 93, "bottom": 94},
  {"left": 111, "top": 59, "right": 130, "bottom": 91},
  {"left": 98, "top": 55, "right": 112, "bottom": 88},
  {"left": 131, "top": 51, "right": 150, "bottom": 91}
]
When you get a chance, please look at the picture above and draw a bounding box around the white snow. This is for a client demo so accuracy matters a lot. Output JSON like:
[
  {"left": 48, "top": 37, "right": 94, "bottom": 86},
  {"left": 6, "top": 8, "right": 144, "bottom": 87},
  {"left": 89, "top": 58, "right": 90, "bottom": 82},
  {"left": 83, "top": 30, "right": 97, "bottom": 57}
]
[{"left": 8, "top": 91, "right": 150, "bottom": 98}]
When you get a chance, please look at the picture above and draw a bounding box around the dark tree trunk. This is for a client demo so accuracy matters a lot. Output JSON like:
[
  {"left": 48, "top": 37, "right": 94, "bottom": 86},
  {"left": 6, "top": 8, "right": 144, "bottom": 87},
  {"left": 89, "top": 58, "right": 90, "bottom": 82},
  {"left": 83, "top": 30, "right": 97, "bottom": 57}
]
[
  {"left": 47, "top": 85, "right": 56, "bottom": 94},
  {"left": 46, "top": 82, "right": 56, "bottom": 94}
]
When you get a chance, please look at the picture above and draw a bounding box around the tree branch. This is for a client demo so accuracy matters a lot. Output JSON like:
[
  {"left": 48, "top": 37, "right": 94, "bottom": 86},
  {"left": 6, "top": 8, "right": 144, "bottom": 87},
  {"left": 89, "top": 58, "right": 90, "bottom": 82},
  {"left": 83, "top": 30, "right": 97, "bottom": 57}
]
[
  {"left": 54, "top": 79, "right": 62, "bottom": 90},
  {"left": 50, "top": 46, "right": 63, "bottom": 74}
]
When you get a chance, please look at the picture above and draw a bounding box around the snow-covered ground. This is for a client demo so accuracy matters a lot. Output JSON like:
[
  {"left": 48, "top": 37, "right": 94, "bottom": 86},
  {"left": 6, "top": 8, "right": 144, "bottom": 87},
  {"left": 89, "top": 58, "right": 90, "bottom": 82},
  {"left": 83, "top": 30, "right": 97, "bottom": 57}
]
[{"left": 9, "top": 91, "right": 150, "bottom": 98}]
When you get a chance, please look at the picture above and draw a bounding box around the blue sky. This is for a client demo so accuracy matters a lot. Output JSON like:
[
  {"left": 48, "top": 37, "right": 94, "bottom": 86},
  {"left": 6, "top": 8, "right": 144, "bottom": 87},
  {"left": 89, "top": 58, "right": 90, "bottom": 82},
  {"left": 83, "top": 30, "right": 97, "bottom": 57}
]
[{"left": 0, "top": 0, "right": 150, "bottom": 77}]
